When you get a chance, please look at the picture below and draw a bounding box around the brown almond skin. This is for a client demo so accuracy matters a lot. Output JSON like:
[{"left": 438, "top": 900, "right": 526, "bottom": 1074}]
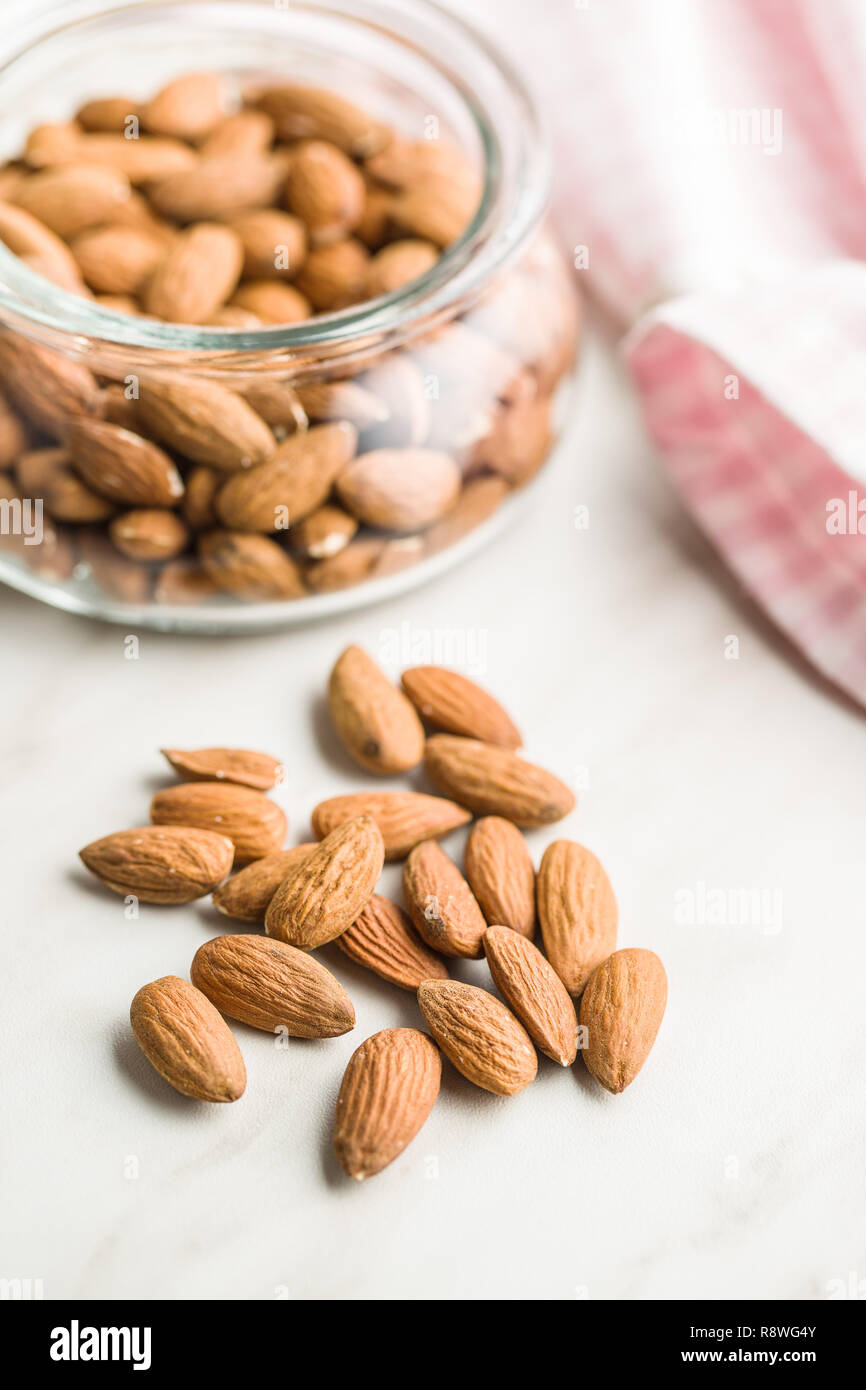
[
  {"left": 328, "top": 644, "right": 425, "bottom": 775},
  {"left": 253, "top": 84, "right": 389, "bottom": 157},
  {"left": 213, "top": 844, "right": 316, "bottom": 923},
  {"left": 337, "top": 894, "right": 449, "bottom": 991},
  {"left": 311, "top": 791, "right": 471, "bottom": 861},
  {"left": 424, "top": 734, "right": 575, "bottom": 828},
  {"left": 130, "top": 976, "right": 246, "bottom": 1102},
  {"left": 483, "top": 926, "right": 578, "bottom": 1066},
  {"left": 144, "top": 222, "right": 243, "bottom": 325},
  {"left": 108, "top": 508, "right": 189, "bottom": 561},
  {"left": 191, "top": 934, "right": 354, "bottom": 1037},
  {"left": 403, "top": 841, "right": 487, "bottom": 959},
  {"left": 402, "top": 667, "right": 521, "bottom": 748},
  {"left": 215, "top": 421, "right": 357, "bottom": 532},
  {"left": 160, "top": 746, "right": 284, "bottom": 791},
  {"left": 198, "top": 530, "right": 306, "bottom": 600},
  {"left": 150, "top": 781, "right": 287, "bottom": 864},
  {"left": 148, "top": 154, "right": 285, "bottom": 222},
  {"left": 137, "top": 377, "right": 275, "bottom": 472},
  {"left": 0, "top": 332, "right": 98, "bottom": 437},
  {"left": 65, "top": 418, "right": 184, "bottom": 508},
  {"left": 79, "top": 825, "right": 234, "bottom": 904},
  {"left": 334, "top": 1029, "right": 441, "bottom": 1180},
  {"left": 17, "top": 447, "right": 114, "bottom": 524},
  {"left": 464, "top": 817, "right": 536, "bottom": 938},
  {"left": 336, "top": 448, "right": 461, "bottom": 531},
  {"left": 141, "top": 71, "right": 225, "bottom": 141},
  {"left": 284, "top": 139, "right": 365, "bottom": 244},
  {"left": 417, "top": 980, "right": 537, "bottom": 1096},
  {"left": 265, "top": 815, "right": 384, "bottom": 948},
  {"left": 580, "top": 949, "right": 668, "bottom": 1093},
  {"left": 537, "top": 840, "right": 618, "bottom": 997}
]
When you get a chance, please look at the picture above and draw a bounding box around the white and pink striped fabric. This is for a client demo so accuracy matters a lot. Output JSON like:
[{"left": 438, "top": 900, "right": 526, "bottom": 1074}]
[{"left": 466, "top": 0, "right": 866, "bottom": 705}]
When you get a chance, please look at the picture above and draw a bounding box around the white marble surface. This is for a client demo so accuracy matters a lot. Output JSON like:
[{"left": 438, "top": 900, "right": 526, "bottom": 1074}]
[{"left": 2, "top": 329, "right": 865, "bottom": 1301}]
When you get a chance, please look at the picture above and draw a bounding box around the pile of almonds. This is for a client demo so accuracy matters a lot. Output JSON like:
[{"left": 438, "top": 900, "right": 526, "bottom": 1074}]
[
  {"left": 0, "top": 72, "right": 576, "bottom": 607},
  {"left": 79, "top": 647, "right": 667, "bottom": 1181}
]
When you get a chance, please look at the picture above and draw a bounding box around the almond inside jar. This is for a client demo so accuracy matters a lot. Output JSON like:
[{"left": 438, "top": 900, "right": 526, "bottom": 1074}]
[{"left": 0, "top": 68, "right": 578, "bottom": 611}]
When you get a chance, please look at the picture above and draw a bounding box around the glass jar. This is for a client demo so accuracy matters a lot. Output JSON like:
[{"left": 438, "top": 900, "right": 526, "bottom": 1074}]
[{"left": 0, "top": 0, "right": 578, "bottom": 632}]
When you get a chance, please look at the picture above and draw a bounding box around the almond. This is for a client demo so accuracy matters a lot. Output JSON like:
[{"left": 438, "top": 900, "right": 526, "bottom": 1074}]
[
  {"left": 537, "top": 840, "right": 618, "bottom": 997},
  {"left": 0, "top": 388, "right": 29, "bottom": 468},
  {"left": 76, "top": 96, "right": 137, "bottom": 133},
  {"left": 311, "top": 791, "right": 471, "bottom": 861},
  {"left": 425, "top": 474, "right": 507, "bottom": 555},
  {"left": 579, "top": 949, "right": 667, "bottom": 1093},
  {"left": 230, "top": 208, "right": 307, "bottom": 279},
  {"left": 337, "top": 448, "right": 460, "bottom": 531},
  {"left": 148, "top": 154, "right": 285, "bottom": 222},
  {"left": 252, "top": 84, "right": 389, "bottom": 157},
  {"left": 77, "top": 527, "right": 153, "bottom": 602},
  {"left": 137, "top": 377, "right": 276, "bottom": 471},
  {"left": 362, "top": 238, "right": 438, "bottom": 298},
  {"left": 71, "top": 224, "right": 168, "bottom": 296},
  {"left": 213, "top": 844, "right": 316, "bottom": 923},
  {"left": 328, "top": 643, "right": 425, "bottom": 775},
  {"left": 237, "top": 380, "right": 305, "bottom": 432},
  {"left": 417, "top": 980, "right": 537, "bottom": 1096},
  {"left": 26, "top": 125, "right": 196, "bottom": 182},
  {"left": 229, "top": 279, "right": 311, "bottom": 324},
  {"left": 390, "top": 174, "right": 479, "bottom": 248},
  {"left": 464, "top": 816, "right": 536, "bottom": 937},
  {"left": 150, "top": 781, "right": 287, "bottom": 864},
  {"left": 141, "top": 71, "right": 225, "bottom": 141},
  {"left": 11, "top": 164, "right": 132, "bottom": 239},
  {"left": 284, "top": 140, "right": 365, "bottom": 244},
  {"left": 65, "top": 418, "right": 185, "bottom": 507},
  {"left": 402, "top": 667, "right": 521, "bottom": 748},
  {"left": 264, "top": 815, "right": 384, "bottom": 948},
  {"left": 17, "top": 447, "right": 114, "bottom": 524},
  {"left": 198, "top": 529, "right": 306, "bottom": 599},
  {"left": 144, "top": 222, "right": 243, "bottom": 324},
  {"left": 474, "top": 391, "right": 553, "bottom": 487},
  {"left": 79, "top": 824, "right": 234, "bottom": 903},
  {"left": 289, "top": 503, "right": 357, "bottom": 559},
  {"left": 130, "top": 976, "right": 246, "bottom": 1102},
  {"left": 365, "top": 138, "right": 479, "bottom": 192},
  {"left": 201, "top": 110, "right": 275, "bottom": 159},
  {"left": 0, "top": 200, "right": 86, "bottom": 293},
  {"left": 403, "top": 840, "right": 487, "bottom": 959},
  {"left": 424, "top": 734, "right": 575, "bottom": 827},
  {"left": 182, "top": 465, "right": 220, "bottom": 529},
  {"left": 154, "top": 559, "right": 219, "bottom": 605},
  {"left": 108, "top": 508, "right": 189, "bottom": 561},
  {"left": 161, "top": 746, "right": 284, "bottom": 791},
  {"left": 215, "top": 421, "right": 356, "bottom": 531},
  {"left": 294, "top": 380, "right": 389, "bottom": 430},
  {"left": 293, "top": 238, "right": 369, "bottom": 310},
  {"left": 483, "top": 926, "right": 578, "bottom": 1065},
  {"left": 0, "top": 332, "right": 97, "bottom": 436},
  {"left": 337, "top": 894, "right": 449, "bottom": 991},
  {"left": 334, "top": 1028, "right": 441, "bottom": 1179},
  {"left": 190, "top": 933, "right": 355, "bottom": 1037},
  {"left": 304, "top": 535, "right": 386, "bottom": 592}
]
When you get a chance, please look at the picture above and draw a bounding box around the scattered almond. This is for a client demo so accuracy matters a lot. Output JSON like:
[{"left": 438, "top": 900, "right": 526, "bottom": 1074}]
[
  {"left": 334, "top": 1029, "right": 441, "bottom": 1179},
  {"left": 424, "top": 734, "right": 575, "bottom": 827},
  {"left": 191, "top": 933, "right": 355, "bottom": 1036},
  {"left": 160, "top": 746, "right": 284, "bottom": 791},
  {"left": 213, "top": 844, "right": 316, "bottom": 923},
  {"left": 402, "top": 666, "right": 521, "bottom": 748},
  {"left": 130, "top": 975, "right": 246, "bottom": 1102},
  {"left": 403, "top": 840, "right": 487, "bottom": 959},
  {"left": 79, "top": 825, "right": 234, "bottom": 903},
  {"left": 150, "top": 781, "right": 287, "bottom": 864},
  {"left": 537, "top": 840, "right": 618, "bottom": 998},
  {"left": 417, "top": 980, "right": 537, "bottom": 1096},
  {"left": 579, "top": 949, "right": 667, "bottom": 1093},
  {"left": 327, "top": 643, "right": 425, "bottom": 774},
  {"left": 464, "top": 816, "right": 536, "bottom": 937},
  {"left": 264, "top": 815, "right": 384, "bottom": 948},
  {"left": 338, "top": 894, "right": 449, "bottom": 991},
  {"left": 311, "top": 790, "right": 471, "bottom": 860},
  {"left": 483, "top": 926, "right": 578, "bottom": 1066}
]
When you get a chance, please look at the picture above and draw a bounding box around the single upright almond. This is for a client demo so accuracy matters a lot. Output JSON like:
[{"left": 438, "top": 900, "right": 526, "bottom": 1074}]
[
  {"left": 79, "top": 825, "right": 234, "bottom": 903},
  {"left": 130, "top": 975, "right": 246, "bottom": 1102},
  {"left": 579, "top": 948, "right": 668, "bottom": 1093},
  {"left": 334, "top": 1028, "right": 441, "bottom": 1180},
  {"left": 253, "top": 84, "right": 388, "bottom": 157},
  {"left": 264, "top": 815, "right": 384, "bottom": 948},
  {"left": 311, "top": 791, "right": 471, "bottom": 860},
  {"left": 198, "top": 529, "right": 306, "bottom": 599},
  {"left": 137, "top": 377, "right": 275, "bottom": 471},
  {"left": 144, "top": 222, "right": 243, "bottom": 324},
  {"left": 213, "top": 844, "right": 316, "bottom": 923},
  {"left": 65, "top": 417, "right": 184, "bottom": 508},
  {"left": 337, "top": 894, "right": 449, "bottom": 991},
  {"left": 464, "top": 816, "right": 536, "bottom": 937},
  {"left": 401, "top": 667, "right": 521, "bottom": 748},
  {"left": 424, "top": 734, "right": 575, "bottom": 827},
  {"left": 537, "top": 840, "right": 618, "bottom": 997},
  {"left": 403, "top": 841, "right": 487, "bottom": 959},
  {"left": 191, "top": 934, "right": 354, "bottom": 1037},
  {"left": 336, "top": 448, "right": 461, "bottom": 531},
  {"left": 417, "top": 980, "right": 537, "bottom": 1096},
  {"left": 150, "top": 781, "right": 287, "bottom": 864},
  {"left": 328, "top": 644, "right": 425, "bottom": 775},
  {"left": 483, "top": 926, "right": 578, "bottom": 1066},
  {"left": 215, "top": 421, "right": 356, "bottom": 532},
  {"left": 141, "top": 71, "right": 225, "bottom": 141},
  {"left": 160, "top": 746, "right": 284, "bottom": 791}
]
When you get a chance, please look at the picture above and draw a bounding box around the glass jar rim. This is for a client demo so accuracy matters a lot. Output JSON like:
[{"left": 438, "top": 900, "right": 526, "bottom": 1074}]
[{"left": 0, "top": 0, "right": 551, "bottom": 367}]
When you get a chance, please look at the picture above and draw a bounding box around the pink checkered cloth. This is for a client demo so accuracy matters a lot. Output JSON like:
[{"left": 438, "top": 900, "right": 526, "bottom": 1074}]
[{"left": 472, "top": 0, "right": 866, "bottom": 704}]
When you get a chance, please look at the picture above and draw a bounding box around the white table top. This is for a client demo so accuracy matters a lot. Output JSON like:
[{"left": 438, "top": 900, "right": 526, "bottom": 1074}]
[{"left": 2, "top": 328, "right": 865, "bottom": 1301}]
